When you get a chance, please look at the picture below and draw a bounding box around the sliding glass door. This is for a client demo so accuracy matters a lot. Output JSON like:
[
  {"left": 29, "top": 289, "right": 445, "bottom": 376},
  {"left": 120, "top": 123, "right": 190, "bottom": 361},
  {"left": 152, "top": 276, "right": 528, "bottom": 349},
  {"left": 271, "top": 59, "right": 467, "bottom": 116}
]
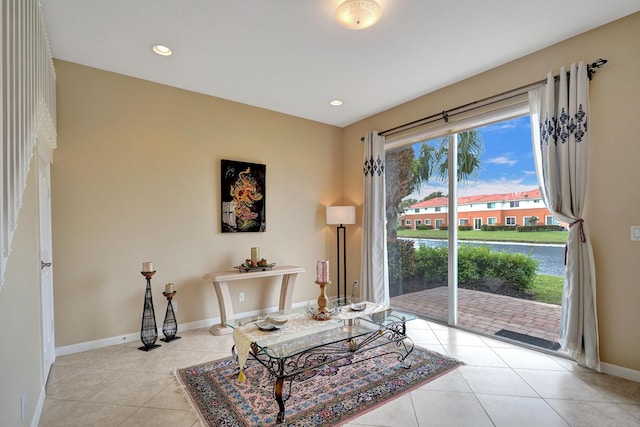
[{"left": 386, "top": 116, "right": 564, "bottom": 351}]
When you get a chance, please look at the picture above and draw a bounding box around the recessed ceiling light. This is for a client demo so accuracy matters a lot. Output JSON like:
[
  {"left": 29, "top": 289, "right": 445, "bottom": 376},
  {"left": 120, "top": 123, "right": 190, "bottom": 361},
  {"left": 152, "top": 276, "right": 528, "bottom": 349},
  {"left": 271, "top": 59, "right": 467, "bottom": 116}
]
[
  {"left": 330, "top": 99, "right": 343, "bottom": 106},
  {"left": 152, "top": 44, "right": 172, "bottom": 56}
]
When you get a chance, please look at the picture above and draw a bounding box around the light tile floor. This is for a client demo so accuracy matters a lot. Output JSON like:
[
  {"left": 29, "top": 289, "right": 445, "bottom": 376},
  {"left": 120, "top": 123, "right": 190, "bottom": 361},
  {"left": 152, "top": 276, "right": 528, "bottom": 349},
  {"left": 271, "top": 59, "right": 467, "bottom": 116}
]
[{"left": 40, "top": 319, "right": 640, "bottom": 426}]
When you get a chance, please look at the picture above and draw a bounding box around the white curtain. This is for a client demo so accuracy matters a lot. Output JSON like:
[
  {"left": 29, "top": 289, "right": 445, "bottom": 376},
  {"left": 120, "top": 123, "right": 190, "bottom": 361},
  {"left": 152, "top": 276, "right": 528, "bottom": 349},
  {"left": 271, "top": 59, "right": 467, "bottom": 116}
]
[
  {"left": 529, "top": 62, "right": 600, "bottom": 371},
  {"left": 360, "top": 131, "right": 389, "bottom": 306}
]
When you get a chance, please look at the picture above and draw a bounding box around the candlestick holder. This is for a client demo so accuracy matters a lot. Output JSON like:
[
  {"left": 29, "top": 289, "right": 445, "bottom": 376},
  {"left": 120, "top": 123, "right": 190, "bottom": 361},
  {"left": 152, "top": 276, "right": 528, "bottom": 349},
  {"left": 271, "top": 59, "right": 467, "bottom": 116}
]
[
  {"left": 161, "top": 291, "right": 181, "bottom": 342},
  {"left": 138, "top": 271, "right": 161, "bottom": 351},
  {"left": 311, "top": 281, "right": 333, "bottom": 320}
]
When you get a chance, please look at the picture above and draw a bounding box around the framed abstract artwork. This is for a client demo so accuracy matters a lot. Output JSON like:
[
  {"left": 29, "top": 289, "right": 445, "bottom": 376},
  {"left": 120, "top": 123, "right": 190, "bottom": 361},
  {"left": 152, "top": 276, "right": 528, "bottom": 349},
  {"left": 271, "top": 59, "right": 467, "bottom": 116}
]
[{"left": 221, "top": 159, "right": 266, "bottom": 232}]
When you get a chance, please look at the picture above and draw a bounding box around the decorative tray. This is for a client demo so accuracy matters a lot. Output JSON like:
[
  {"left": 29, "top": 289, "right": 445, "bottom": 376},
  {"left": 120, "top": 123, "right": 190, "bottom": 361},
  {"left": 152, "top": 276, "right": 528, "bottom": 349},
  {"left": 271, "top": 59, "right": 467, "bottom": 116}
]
[{"left": 234, "top": 262, "right": 276, "bottom": 272}]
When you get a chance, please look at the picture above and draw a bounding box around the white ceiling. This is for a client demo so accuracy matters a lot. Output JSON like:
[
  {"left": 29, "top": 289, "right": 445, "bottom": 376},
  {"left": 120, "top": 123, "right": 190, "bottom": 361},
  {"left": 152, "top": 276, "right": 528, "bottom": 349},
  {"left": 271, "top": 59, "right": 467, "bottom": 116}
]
[{"left": 39, "top": 1, "right": 640, "bottom": 128}]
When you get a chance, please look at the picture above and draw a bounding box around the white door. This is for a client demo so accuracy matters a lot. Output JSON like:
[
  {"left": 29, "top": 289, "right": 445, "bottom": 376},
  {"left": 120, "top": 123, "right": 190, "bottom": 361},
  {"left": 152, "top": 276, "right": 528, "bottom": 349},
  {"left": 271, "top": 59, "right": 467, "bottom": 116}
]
[{"left": 38, "top": 148, "right": 55, "bottom": 381}]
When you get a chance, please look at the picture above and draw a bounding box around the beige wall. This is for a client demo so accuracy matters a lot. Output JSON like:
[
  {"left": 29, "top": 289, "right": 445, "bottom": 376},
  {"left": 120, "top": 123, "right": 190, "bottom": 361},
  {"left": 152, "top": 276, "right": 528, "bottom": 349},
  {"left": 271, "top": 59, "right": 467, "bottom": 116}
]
[
  {"left": 52, "top": 60, "right": 343, "bottom": 347},
  {"left": 0, "top": 161, "right": 44, "bottom": 426},
  {"left": 343, "top": 12, "right": 640, "bottom": 371}
]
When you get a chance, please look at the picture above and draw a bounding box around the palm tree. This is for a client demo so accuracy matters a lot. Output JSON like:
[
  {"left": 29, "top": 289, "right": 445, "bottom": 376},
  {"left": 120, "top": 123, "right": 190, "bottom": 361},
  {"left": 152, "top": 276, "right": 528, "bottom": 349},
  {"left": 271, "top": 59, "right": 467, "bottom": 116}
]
[
  {"left": 386, "top": 130, "right": 483, "bottom": 296},
  {"left": 386, "top": 130, "right": 483, "bottom": 240}
]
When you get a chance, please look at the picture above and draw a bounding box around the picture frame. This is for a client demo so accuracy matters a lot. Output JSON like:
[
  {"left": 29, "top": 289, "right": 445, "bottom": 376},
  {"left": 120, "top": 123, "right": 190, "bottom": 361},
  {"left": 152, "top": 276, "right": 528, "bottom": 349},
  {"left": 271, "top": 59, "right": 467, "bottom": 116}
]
[{"left": 221, "top": 159, "right": 266, "bottom": 233}]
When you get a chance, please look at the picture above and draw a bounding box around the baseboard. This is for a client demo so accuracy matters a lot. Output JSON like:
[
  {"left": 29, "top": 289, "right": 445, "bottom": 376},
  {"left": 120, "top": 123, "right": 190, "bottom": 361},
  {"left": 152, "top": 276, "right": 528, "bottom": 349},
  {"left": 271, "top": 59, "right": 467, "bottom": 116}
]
[
  {"left": 32, "top": 385, "right": 45, "bottom": 427},
  {"left": 55, "top": 301, "right": 311, "bottom": 356},
  {"left": 601, "top": 362, "right": 640, "bottom": 383},
  {"left": 54, "top": 305, "right": 640, "bottom": 384},
  {"left": 55, "top": 317, "right": 220, "bottom": 356}
]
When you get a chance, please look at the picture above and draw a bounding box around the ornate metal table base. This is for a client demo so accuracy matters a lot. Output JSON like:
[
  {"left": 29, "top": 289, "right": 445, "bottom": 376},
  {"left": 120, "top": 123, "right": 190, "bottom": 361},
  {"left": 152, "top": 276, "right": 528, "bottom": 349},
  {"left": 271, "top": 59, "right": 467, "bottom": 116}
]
[{"left": 235, "top": 316, "right": 414, "bottom": 423}]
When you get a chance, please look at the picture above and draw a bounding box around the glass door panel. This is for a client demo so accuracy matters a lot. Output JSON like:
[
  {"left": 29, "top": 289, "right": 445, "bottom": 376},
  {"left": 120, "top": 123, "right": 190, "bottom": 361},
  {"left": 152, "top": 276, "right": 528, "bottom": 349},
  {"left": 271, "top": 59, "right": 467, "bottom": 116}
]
[
  {"left": 387, "top": 116, "right": 564, "bottom": 352},
  {"left": 386, "top": 141, "right": 449, "bottom": 324}
]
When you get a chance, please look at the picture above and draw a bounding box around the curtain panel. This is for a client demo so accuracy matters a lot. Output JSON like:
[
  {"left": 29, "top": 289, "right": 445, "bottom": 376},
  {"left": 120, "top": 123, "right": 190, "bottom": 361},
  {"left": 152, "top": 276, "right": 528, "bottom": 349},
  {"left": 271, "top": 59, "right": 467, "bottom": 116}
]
[
  {"left": 360, "top": 131, "right": 389, "bottom": 306},
  {"left": 529, "top": 62, "right": 600, "bottom": 371}
]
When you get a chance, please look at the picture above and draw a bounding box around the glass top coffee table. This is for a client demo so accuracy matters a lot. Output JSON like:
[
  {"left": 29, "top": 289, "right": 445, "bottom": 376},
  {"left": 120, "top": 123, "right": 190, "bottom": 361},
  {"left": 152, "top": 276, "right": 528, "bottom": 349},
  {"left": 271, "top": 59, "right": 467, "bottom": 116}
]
[{"left": 226, "top": 299, "right": 416, "bottom": 423}]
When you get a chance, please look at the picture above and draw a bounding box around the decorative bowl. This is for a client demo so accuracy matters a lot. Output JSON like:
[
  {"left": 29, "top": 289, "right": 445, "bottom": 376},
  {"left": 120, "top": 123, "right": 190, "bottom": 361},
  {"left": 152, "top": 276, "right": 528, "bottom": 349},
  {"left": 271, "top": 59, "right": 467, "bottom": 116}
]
[
  {"left": 350, "top": 302, "right": 367, "bottom": 311},
  {"left": 255, "top": 321, "right": 283, "bottom": 331},
  {"left": 305, "top": 301, "right": 337, "bottom": 321}
]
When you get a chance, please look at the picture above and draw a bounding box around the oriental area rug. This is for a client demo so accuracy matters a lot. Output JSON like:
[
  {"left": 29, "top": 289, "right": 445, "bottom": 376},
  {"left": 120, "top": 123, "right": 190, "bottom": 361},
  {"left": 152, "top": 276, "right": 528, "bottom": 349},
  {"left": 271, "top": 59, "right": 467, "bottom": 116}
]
[{"left": 175, "top": 345, "right": 462, "bottom": 426}]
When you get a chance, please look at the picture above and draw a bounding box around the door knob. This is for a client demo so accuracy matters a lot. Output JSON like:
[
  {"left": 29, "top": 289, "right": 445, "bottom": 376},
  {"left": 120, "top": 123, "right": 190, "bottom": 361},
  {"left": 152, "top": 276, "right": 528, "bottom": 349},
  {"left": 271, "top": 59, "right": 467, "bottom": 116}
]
[{"left": 41, "top": 261, "right": 52, "bottom": 269}]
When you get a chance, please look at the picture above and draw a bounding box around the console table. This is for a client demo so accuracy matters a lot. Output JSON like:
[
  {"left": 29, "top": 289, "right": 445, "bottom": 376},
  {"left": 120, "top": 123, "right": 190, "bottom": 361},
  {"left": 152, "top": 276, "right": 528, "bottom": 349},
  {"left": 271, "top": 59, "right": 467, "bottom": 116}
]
[{"left": 203, "top": 265, "right": 305, "bottom": 335}]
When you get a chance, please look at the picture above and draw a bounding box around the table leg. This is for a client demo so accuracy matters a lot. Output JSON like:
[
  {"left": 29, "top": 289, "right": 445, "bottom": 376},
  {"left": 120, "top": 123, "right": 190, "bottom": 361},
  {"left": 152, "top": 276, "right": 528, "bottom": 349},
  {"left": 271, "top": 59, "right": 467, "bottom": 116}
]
[
  {"left": 278, "top": 273, "right": 299, "bottom": 310},
  {"left": 209, "top": 280, "right": 234, "bottom": 335},
  {"left": 275, "top": 376, "right": 286, "bottom": 423}
]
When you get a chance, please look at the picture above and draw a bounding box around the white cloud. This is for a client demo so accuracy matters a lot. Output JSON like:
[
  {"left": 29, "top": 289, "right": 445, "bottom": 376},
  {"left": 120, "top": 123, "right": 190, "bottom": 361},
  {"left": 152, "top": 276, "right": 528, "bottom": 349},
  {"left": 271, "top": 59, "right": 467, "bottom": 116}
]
[
  {"left": 487, "top": 156, "right": 517, "bottom": 166},
  {"left": 480, "top": 116, "right": 530, "bottom": 133}
]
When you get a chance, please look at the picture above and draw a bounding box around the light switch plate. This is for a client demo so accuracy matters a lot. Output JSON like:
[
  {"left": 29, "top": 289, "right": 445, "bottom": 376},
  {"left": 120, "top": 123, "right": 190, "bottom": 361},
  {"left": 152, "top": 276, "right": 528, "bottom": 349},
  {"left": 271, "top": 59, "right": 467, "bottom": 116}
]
[{"left": 630, "top": 225, "right": 640, "bottom": 241}]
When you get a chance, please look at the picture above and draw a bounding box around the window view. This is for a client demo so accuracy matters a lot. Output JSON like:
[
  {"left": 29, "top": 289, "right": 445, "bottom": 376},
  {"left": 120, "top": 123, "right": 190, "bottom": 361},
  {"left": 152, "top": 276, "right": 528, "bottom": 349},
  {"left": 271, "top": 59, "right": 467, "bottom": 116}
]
[{"left": 387, "top": 115, "right": 566, "bottom": 352}]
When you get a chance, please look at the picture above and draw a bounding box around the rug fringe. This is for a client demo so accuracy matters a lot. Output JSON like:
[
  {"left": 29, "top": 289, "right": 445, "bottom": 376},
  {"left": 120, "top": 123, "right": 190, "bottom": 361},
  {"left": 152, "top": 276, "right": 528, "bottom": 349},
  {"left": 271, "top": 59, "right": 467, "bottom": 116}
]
[{"left": 173, "top": 368, "right": 208, "bottom": 427}]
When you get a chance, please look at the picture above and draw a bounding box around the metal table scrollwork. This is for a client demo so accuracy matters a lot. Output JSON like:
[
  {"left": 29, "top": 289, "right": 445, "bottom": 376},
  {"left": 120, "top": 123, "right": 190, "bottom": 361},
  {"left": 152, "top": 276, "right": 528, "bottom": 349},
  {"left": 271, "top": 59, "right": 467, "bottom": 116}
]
[{"left": 227, "top": 300, "right": 415, "bottom": 423}]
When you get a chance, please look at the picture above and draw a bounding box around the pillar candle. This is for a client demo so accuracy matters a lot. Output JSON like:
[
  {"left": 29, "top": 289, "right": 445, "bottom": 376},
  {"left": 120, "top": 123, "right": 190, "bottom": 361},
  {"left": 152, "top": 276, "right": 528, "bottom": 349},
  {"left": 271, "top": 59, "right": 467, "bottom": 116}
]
[
  {"left": 251, "top": 247, "right": 260, "bottom": 263},
  {"left": 165, "top": 283, "right": 174, "bottom": 293},
  {"left": 316, "top": 260, "right": 329, "bottom": 283},
  {"left": 142, "top": 261, "right": 154, "bottom": 272}
]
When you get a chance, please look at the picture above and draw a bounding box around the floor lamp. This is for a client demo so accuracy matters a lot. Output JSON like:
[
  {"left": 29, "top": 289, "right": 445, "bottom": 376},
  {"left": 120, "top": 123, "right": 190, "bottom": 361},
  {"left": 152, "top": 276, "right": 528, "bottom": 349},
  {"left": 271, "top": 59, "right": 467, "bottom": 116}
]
[{"left": 326, "top": 206, "right": 356, "bottom": 301}]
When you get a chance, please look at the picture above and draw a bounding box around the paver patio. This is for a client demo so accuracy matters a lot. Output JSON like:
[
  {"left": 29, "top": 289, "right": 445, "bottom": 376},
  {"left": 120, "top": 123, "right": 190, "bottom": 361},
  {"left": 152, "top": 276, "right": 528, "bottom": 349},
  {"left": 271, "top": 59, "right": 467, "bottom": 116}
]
[{"left": 391, "top": 286, "right": 562, "bottom": 348}]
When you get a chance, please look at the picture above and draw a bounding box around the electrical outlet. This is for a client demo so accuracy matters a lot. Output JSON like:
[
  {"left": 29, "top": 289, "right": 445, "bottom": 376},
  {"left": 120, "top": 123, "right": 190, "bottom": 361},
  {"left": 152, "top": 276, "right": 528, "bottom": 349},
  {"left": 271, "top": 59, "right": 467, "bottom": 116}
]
[
  {"left": 239, "top": 292, "right": 245, "bottom": 302},
  {"left": 171, "top": 301, "right": 178, "bottom": 312}
]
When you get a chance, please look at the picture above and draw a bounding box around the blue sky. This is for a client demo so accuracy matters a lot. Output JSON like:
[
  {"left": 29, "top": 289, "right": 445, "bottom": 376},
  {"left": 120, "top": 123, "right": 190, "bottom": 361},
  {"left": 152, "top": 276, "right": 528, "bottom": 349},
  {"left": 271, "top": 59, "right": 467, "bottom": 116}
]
[{"left": 409, "top": 115, "right": 540, "bottom": 199}]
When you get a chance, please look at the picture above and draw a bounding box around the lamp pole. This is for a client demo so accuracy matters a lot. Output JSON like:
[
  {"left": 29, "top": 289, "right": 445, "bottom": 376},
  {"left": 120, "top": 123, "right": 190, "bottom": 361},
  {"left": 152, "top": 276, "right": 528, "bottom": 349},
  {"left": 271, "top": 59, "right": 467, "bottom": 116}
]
[{"left": 336, "top": 223, "right": 347, "bottom": 300}]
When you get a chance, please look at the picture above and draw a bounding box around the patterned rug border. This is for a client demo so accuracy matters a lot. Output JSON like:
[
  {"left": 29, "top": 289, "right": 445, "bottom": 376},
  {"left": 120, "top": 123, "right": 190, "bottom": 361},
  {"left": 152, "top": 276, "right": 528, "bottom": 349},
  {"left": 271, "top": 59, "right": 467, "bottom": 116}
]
[
  {"left": 174, "top": 365, "right": 214, "bottom": 427},
  {"left": 175, "top": 345, "right": 463, "bottom": 426}
]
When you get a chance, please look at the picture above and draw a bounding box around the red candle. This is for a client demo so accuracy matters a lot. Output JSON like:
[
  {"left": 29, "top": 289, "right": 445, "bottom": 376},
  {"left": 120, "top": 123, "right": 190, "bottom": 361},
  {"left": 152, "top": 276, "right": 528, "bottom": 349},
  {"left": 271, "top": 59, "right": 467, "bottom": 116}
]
[{"left": 316, "top": 260, "right": 329, "bottom": 283}]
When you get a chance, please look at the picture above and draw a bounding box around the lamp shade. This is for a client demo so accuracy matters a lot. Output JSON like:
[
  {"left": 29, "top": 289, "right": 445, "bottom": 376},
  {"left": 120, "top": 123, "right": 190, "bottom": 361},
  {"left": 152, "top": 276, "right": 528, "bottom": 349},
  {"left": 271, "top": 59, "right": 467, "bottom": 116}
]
[{"left": 326, "top": 206, "right": 356, "bottom": 225}]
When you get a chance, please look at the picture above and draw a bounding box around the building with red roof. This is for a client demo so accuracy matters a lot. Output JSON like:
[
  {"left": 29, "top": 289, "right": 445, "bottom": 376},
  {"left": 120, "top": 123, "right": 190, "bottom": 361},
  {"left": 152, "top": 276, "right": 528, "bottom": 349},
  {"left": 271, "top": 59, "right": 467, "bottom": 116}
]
[{"left": 399, "top": 188, "right": 563, "bottom": 230}]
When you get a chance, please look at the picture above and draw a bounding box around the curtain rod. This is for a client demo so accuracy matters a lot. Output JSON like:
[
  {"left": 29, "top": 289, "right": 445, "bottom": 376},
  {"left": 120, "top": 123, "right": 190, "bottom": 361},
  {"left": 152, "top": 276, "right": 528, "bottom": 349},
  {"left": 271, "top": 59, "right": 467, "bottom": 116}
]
[{"left": 361, "top": 58, "right": 607, "bottom": 141}]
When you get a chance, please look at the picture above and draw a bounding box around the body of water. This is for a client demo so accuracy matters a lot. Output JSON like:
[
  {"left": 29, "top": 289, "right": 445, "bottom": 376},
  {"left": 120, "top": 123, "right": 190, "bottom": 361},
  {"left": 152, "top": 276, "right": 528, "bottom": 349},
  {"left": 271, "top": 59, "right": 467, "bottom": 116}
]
[{"left": 403, "top": 238, "right": 565, "bottom": 277}]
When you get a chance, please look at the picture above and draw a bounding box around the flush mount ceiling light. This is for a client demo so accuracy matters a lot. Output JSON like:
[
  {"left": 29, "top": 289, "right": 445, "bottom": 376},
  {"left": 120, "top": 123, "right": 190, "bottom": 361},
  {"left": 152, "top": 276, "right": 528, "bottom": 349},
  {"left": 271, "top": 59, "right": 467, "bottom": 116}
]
[
  {"left": 330, "top": 99, "right": 343, "bottom": 106},
  {"left": 152, "top": 44, "right": 172, "bottom": 56},
  {"left": 335, "top": 0, "right": 382, "bottom": 30}
]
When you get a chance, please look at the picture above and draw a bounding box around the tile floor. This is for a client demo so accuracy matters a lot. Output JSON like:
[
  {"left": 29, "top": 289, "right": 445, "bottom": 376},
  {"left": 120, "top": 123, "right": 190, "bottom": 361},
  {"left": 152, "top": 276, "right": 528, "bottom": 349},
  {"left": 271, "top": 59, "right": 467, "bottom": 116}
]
[{"left": 40, "top": 319, "right": 640, "bottom": 426}]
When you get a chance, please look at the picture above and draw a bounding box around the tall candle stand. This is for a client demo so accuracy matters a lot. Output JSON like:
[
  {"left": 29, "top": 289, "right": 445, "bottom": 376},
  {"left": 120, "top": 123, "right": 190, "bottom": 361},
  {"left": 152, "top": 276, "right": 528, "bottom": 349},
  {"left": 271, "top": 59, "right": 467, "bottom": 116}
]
[
  {"left": 161, "top": 291, "right": 181, "bottom": 342},
  {"left": 311, "top": 281, "right": 333, "bottom": 320},
  {"left": 138, "top": 271, "right": 161, "bottom": 351}
]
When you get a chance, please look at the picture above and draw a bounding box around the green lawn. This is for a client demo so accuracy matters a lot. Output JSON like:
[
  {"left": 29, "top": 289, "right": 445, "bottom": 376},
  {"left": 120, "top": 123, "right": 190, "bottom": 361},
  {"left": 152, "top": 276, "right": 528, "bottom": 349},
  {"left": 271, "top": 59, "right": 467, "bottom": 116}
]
[
  {"left": 531, "top": 274, "right": 563, "bottom": 305},
  {"left": 398, "top": 229, "right": 568, "bottom": 244}
]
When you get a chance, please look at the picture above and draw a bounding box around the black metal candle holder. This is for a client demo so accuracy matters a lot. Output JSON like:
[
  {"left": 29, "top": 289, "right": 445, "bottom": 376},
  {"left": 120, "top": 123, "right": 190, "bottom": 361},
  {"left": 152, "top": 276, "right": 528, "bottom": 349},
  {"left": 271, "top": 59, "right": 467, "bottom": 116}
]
[
  {"left": 138, "top": 271, "right": 161, "bottom": 351},
  {"left": 161, "top": 291, "right": 181, "bottom": 342}
]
